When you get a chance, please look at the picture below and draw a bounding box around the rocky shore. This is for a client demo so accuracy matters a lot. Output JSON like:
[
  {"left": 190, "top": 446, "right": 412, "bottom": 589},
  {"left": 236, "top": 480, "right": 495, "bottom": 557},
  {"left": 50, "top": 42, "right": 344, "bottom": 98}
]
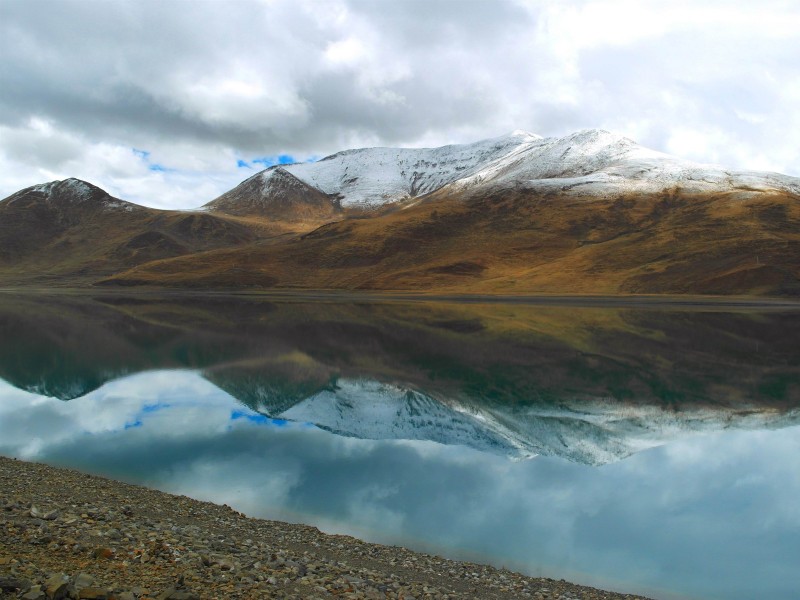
[{"left": 0, "top": 456, "right": 654, "bottom": 600}]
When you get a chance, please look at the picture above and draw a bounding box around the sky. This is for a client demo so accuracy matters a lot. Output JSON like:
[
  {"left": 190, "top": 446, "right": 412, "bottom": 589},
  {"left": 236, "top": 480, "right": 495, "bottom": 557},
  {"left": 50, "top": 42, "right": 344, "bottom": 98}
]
[{"left": 1, "top": 0, "right": 799, "bottom": 209}]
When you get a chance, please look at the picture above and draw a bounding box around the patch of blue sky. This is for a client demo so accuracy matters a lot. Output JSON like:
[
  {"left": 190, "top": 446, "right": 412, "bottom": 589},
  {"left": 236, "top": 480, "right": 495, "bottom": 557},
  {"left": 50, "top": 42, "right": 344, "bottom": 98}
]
[
  {"left": 238, "top": 154, "right": 296, "bottom": 169},
  {"left": 124, "top": 419, "right": 143, "bottom": 430},
  {"left": 132, "top": 148, "right": 171, "bottom": 173}
]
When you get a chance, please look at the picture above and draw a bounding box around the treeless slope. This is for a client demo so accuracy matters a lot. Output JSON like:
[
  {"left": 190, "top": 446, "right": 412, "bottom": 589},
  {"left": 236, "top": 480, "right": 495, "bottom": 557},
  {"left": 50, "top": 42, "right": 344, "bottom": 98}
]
[
  {"left": 0, "top": 179, "right": 310, "bottom": 285},
  {"left": 100, "top": 185, "right": 800, "bottom": 296},
  {"left": 205, "top": 166, "right": 340, "bottom": 221}
]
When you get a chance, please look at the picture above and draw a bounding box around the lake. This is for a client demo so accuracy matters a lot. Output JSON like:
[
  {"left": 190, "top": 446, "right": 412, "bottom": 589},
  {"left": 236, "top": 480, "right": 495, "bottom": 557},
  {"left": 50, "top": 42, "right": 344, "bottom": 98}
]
[{"left": 0, "top": 292, "right": 799, "bottom": 599}]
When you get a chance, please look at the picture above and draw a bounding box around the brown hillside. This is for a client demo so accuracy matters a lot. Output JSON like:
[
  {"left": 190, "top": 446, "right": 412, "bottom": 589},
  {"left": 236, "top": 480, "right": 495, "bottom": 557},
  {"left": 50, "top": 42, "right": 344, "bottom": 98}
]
[
  {"left": 99, "top": 186, "right": 800, "bottom": 296},
  {"left": 0, "top": 180, "right": 277, "bottom": 285},
  {"left": 205, "top": 167, "right": 339, "bottom": 221}
]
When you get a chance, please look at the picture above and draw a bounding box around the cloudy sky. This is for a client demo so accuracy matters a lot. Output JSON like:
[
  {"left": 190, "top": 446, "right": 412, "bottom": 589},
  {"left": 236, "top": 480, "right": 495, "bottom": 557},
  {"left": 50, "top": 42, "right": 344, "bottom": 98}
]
[{"left": 1, "top": 0, "right": 799, "bottom": 208}]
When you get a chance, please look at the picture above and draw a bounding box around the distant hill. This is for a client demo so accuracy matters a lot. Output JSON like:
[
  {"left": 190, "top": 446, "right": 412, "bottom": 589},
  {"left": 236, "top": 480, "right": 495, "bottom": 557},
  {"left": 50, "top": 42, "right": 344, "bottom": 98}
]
[
  {"left": 0, "top": 178, "right": 259, "bottom": 285},
  {"left": 205, "top": 166, "right": 339, "bottom": 220}
]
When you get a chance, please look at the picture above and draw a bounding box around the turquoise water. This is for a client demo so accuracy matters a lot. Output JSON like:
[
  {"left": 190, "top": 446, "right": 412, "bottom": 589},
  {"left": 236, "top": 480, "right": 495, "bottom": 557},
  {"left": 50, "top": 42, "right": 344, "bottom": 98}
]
[{"left": 1, "top": 293, "right": 799, "bottom": 600}]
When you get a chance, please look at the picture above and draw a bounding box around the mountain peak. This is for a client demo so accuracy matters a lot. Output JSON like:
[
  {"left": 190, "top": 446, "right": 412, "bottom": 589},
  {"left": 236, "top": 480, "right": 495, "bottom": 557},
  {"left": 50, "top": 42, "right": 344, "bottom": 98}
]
[
  {"left": 505, "top": 129, "right": 542, "bottom": 141},
  {"left": 560, "top": 128, "right": 634, "bottom": 146},
  {"left": 1, "top": 178, "right": 139, "bottom": 213},
  {"left": 206, "top": 165, "right": 336, "bottom": 220},
  {"left": 275, "top": 131, "right": 548, "bottom": 207},
  {"left": 31, "top": 178, "right": 97, "bottom": 201},
  {"left": 260, "top": 165, "right": 304, "bottom": 185},
  {"left": 217, "top": 128, "right": 798, "bottom": 210}
]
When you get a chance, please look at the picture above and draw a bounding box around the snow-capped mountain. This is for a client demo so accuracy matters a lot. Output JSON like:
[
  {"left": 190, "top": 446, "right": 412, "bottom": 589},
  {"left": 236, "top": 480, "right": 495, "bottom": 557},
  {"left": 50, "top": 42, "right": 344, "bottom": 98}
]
[
  {"left": 246, "top": 377, "right": 800, "bottom": 465},
  {"left": 280, "top": 130, "right": 543, "bottom": 207},
  {"left": 447, "top": 129, "right": 800, "bottom": 198},
  {"left": 5, "top": 178, "right": 141, "bottom": 213},
  {"left": 207, "top": 130, "right": 544, "bottom": 211},
  {"left": 211, "top": 129, "right": 800, "bottom": 211},
  {"left": 206, "top": 167, "right": 337, "bottom": 219}
]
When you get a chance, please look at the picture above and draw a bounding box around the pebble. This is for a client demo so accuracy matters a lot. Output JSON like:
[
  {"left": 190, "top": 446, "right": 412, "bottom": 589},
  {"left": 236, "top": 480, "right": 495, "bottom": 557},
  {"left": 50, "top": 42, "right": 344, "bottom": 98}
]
[
  {"left": 77, "top": 588, "right": 109, "bottom": 599},
  {"left": 29, "top": 507, "right": 59, "bottom": 521},
  {"left": 73, "top": 573, "right": 95, "bottom": 591},
  {"left": 21, "top": 589, "right": 45, "bottom": 600},
  {"left": 44, "top": 573, "right": 69, "bottom": 599}
]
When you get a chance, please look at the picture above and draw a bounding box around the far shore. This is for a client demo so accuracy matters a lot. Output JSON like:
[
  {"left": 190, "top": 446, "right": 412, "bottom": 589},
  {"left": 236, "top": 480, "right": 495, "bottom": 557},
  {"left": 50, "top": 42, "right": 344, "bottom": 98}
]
[{"left": 1, "top": 285, "right": 799, "bottom": 310}]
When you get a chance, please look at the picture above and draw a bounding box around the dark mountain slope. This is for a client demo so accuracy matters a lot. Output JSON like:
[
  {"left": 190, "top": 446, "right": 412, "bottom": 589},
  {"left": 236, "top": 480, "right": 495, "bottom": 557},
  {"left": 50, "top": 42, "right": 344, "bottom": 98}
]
[
  {"left": 0, "top": 179, "right": 259, "bottom": 285},
  {"left": 100, "top": 185, "right": 800, "bottom": 296},
  {"left": 205, "top": 167, "right": 338, "bottom": 221}
]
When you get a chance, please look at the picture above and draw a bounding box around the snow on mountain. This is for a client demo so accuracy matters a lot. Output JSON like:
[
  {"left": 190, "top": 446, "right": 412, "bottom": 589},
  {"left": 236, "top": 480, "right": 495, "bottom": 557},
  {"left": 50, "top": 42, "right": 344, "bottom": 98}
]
[
  {"left": 272, "top": 130, "right": 542, "bottom": 208},
  {"left": 20, "top": 130, "right": 795, "bottom": 217},
  {"left": 206, "top": 166, "right": 336, "bottom": 218},
  {"left": 31, "top": 179, "right": 91, "bottom": 200},
  {"left": 231, "top": 129, "right": 800, "bottom": 210},
  {"left": 11, "top": 130, "right": 800, "bottom": 216},
  {"left": 259, "top": 377, "right": 800, "bottom": 465},
  {"left": 5, "top": 178, "right": 140, "bottom": 212},
  {"left": 448, "top": 129, "right": 800, "bottom": 198}
]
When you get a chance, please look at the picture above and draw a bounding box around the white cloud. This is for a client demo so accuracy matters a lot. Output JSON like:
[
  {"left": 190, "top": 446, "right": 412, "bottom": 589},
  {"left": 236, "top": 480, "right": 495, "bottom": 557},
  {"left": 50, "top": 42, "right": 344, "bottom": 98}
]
[
  {"left": 0, "top": 119, "right": 261, "bottom": 207},
  {"left": 0, "top": 0, "right": 798, "bottom": 208},
  {"left": 324, "top": 37, "right": 366, "bottom": 65}
]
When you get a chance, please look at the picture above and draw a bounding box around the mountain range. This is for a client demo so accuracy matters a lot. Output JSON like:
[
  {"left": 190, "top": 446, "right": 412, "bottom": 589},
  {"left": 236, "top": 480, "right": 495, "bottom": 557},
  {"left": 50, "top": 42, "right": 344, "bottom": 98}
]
[{"left": 2, "top": 129, "right": 799, "bottom": 295}]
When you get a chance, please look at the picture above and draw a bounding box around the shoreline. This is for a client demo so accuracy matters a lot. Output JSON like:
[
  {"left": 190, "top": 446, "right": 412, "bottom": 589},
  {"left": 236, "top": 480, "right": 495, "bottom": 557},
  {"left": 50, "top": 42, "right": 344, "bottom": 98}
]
[
  {"left": 0, "top": 456, "right": 656, "bottom": 600},
  {"left": 1, "top": 286, "right": 799, "bottom": 310}
]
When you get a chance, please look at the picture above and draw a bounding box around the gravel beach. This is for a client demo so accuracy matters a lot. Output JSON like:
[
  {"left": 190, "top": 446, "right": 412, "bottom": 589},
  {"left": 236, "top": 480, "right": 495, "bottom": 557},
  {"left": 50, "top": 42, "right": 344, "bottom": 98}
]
[{"left": 0, "top": 456, "right": 655, "bottom": 600}]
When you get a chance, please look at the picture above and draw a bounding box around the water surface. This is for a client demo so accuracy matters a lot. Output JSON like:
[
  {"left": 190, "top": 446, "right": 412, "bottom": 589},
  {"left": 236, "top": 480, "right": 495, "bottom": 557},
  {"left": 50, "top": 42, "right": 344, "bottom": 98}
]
[{"left": 0, "top": 293, "right": 798, "bottom": 600}]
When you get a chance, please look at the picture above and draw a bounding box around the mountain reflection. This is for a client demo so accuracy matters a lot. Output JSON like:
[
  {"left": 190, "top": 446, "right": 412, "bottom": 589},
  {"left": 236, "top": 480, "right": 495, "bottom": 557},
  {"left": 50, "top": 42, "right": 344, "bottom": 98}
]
[{"left": 0, "top": 293, "right": 798, "bottom": 464}]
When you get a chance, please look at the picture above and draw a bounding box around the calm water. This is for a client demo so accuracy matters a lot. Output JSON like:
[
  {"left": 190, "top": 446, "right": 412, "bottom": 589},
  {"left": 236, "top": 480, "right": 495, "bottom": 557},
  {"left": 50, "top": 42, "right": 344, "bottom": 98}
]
[{"left": 1, "top": 293, "right": 799, "bottom": 599}]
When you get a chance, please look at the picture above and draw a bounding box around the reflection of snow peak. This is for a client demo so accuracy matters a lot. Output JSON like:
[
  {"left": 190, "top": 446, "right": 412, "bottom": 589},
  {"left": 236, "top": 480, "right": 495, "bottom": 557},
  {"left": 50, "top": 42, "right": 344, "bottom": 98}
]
[
  {"left": 279, "top": 379, "right": 537, "bottom": 460},
  {"left": 245, "top": 129, "right": 799, "bottom": 208},
  {"left": 271, "top": 378, "right": 800, "bottom": 465},
  {"left": 8, "top": 366, "right": 800, "bottom": 466},
  {"left": 25, "top": 378, "right": 98, "bottom": 401}
]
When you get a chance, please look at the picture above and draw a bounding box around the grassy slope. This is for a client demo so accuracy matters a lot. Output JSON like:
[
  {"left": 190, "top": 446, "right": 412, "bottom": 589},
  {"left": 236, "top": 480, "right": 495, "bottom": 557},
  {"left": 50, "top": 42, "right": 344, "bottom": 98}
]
[
  {"left": 99, "top": 186, "right": 800, "bottom": 296},
  {"left": 0, "top": 197, "right": 328, "bottom": 286}
]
